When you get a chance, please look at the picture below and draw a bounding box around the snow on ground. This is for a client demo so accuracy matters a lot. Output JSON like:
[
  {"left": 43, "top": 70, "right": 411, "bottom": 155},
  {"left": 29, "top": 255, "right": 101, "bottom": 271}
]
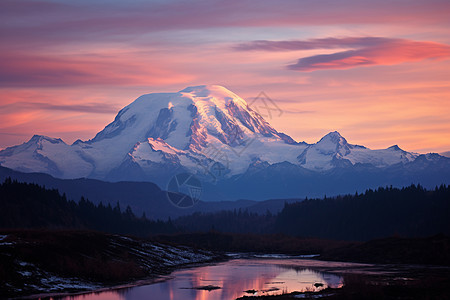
[
  {"left": 0, "top": 235, "right": 13, "bottom": 246},
  {"left": 3, "top": 234, "right": 218, "bottom": 298}
]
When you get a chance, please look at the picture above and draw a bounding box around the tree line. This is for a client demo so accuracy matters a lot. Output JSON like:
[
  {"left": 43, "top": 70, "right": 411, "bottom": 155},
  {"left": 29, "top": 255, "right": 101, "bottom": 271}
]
[
  {"left": 274, "top": 184, "right": 450, "bottom": 240},
  {"left": 174, "top": 184, "right": 450, "bottom": 241},
  {"left": 1, "top": 177, "right": 449, "bottom": 241},
  {"left": 0, "top": 178, "right": 176, "bottom": 236}
]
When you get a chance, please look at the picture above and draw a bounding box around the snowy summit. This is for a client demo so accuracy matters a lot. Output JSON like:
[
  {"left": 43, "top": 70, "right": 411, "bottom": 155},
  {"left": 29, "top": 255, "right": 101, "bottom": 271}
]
[{"left": 0, "top": 85, "right": 447, "bottom": 199}]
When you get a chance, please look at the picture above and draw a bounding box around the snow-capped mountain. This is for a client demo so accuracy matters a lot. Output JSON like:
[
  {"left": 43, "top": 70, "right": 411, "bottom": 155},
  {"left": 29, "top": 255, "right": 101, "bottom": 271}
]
[
  {"left": 0, "top": 85, "right": 448, "bottom": 200},
  {"left": 297, "top": 131, "right": 417, "bottom": 170}
]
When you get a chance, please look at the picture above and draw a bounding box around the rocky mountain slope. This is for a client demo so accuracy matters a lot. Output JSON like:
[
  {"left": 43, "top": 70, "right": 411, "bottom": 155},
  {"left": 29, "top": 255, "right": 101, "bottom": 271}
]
[{"left": 1, "top": 85, "right": 449, "bottom": 200}]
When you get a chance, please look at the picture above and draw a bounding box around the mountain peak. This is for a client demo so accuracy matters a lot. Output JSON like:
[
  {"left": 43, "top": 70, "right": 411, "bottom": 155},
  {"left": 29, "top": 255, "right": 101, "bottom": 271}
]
[
  {"left": 179, "top": 85, "right": 248, "bottom": 107},
  {"left": 324, "top": 131, "right": 343, "bottom": 138},
  {"left": 387, "top": 145, "right": 402, "bottom": 151},
  {"left": 313, "top": 131, "right": 350, "bottom": 158},
  {"left": 76, "top": 84, "right": 297, "bottom": 177},
  {"left": 1, "top": 86, "right": 438, "bottom": 195},
  {"left": 317, "top": 131, "right": 347, "bottom": 145},
  {"left": 29, "top": 135, "right": 64, "bottom": 145},
  {"left": 180, "top": 84, "right": 229, "bottom": 93}
]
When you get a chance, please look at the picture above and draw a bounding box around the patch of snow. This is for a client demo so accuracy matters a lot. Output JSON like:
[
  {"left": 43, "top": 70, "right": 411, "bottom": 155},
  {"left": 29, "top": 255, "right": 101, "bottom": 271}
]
[
  {"left": 295, "top": 293, "right": 335, "bottom": 298},
  {"left": 297, "top": 254, "right": 320, "bottom": 258},
  {"left": 18, "top": 271, "right": 32, "bottom": 276},
  {"left": 346, "top": 146, "right": 417, "bottom": 167},
  {"left": 40, "top": 275, "right": 99, "bottom": 291}
]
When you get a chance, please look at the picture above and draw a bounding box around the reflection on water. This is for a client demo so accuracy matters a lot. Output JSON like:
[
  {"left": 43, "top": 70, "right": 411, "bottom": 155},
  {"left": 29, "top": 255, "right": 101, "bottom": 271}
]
[{"left": 61, "top": 259, "right": 344, "bottom": 300}]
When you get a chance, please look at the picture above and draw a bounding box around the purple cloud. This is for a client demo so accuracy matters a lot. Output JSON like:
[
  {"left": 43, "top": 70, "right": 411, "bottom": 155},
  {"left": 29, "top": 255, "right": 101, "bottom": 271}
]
[
  {"left": 16, "top": 102, "right": 119, "bottom": 114},
  {"left": 235, "top": 37, "right": 450, "bottom": 71},
  {"left": 234, "top": 37, "right": 388, "bottom": 51},
  {"left": 1, "top": 1, "right": 450, "bottom": 48},
  {"left": 288, "top": 50, "right": 374, "bottom": 71}
]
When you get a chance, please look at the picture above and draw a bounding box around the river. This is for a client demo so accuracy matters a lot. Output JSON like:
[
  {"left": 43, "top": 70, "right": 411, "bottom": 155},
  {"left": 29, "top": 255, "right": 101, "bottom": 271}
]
[{"left": 57, "top": 257, "right": 374, "bottom": 300}]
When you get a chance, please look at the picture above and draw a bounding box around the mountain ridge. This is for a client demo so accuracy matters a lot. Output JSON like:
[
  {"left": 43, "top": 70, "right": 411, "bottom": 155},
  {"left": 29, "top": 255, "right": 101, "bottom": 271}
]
[
  {"left": 1, "top": 85, "right": 449, "bottom": 200},
  {"left": 0, "top": 165, "right": 300, "bottom": 219}
]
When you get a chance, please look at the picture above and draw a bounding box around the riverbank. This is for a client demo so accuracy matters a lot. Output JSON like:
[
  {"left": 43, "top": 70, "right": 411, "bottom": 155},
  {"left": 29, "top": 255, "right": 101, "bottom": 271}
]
[
  {"left": 0, "top": 229, "right": 225, "bottom": 299},
  {"left": 3, "top": 230, "right": 450, "bottom": 299},
  {"left": 236, "top": 264, "right": 450, "bottom": 299},
  {"left": 155, "top": 232, "right": 450, "bottom": 266}
]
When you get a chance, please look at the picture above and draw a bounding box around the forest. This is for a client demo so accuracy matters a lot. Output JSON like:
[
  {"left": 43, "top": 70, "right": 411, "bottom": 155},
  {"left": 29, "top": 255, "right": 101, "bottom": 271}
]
[
  {"left": 0, "top": 178, "right": 176, "bottom": 236},
  {"left": 274, "top": 184, "right": 450, "bottom": 240},
  {"left": 1, "top": 178, "right": 449, "bottom": 241},
  {"left": 175, "top": 184, "right": 450, "bottom": 241}
]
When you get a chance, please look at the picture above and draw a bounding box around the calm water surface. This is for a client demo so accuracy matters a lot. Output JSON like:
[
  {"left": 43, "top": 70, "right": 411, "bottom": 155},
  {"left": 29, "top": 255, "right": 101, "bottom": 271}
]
[{"left": 62, "top": 259, "right": 348, "bottom": 300}]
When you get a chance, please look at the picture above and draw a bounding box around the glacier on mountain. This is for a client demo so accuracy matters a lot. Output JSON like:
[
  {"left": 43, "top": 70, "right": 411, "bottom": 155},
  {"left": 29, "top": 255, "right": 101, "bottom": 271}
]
[{"left": 0, "top": 85, "right": 448, "bottom": 200}]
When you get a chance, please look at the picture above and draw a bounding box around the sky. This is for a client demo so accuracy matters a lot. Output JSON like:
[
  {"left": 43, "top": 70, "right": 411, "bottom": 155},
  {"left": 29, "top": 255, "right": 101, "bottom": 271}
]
[{"left": 1, "top": 0, "right": 450, "bottom": 153}]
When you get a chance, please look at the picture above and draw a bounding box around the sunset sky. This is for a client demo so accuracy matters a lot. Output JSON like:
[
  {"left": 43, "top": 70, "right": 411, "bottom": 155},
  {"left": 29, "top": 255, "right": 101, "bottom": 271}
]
[{"left": 1, "top": 0, "right": 450, "bottom": 153}]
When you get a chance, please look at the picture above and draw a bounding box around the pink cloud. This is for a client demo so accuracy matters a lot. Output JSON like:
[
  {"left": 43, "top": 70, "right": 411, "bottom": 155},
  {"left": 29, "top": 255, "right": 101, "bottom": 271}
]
[
  {"left": 236, "top": 37, "right": 450, "bottom": 71},
  {"left": 0, "top": 52, "right": 193, "bottom": 87},
  {"left": 1, "top": 1, "right": 450, "bottom": 153},
  {"left": 290, "top": 40, "right": 450, "bottom": 71},
  {"left": 3, "top": 102, "right": 119, "bottom": 114}
]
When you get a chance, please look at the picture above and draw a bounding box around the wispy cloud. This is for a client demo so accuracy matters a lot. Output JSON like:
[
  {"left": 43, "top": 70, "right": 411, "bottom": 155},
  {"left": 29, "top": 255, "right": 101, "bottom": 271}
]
[
  {"left": 10, "top": 102, "right": 119, "bottom": 114},
  {"left": 1, "top": 1, "right": 449, "bottom": 152},
  {"left": 1, "top": 1, "right": 450, "bottom": 48},
  {"left": 234, "top": 37, "right": 389, "bottom": 51},
  {"left": 0, "top": 52, "right": 192, "bottom": 87},
  {"left": 236, "top": 37, "right": 450, "bottom": 71}
]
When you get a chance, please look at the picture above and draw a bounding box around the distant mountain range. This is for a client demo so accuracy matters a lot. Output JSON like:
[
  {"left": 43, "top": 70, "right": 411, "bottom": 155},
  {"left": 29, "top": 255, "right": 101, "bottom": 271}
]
[
  {"left": 0, "top": 166, "right": 297, "bottom": 219},
  {"left": 441, "top": 151, "right": 450, "bottom": 158},
  {"left": 1, "top": 85, "right": 449, "bottom": 200}
]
